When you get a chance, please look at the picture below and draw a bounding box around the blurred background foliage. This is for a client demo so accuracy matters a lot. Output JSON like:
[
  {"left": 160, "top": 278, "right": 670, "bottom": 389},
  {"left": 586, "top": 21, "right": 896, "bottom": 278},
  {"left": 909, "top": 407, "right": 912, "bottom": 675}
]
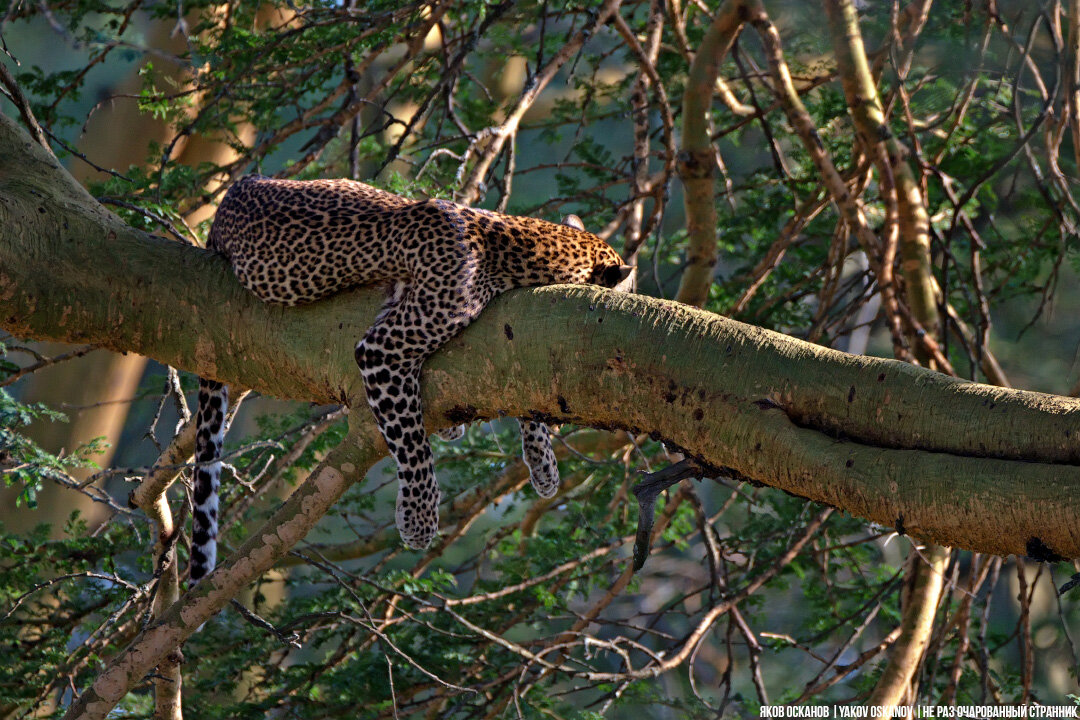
[{"left": 0, "top": 0, "right": 1079, "bottom": 717}]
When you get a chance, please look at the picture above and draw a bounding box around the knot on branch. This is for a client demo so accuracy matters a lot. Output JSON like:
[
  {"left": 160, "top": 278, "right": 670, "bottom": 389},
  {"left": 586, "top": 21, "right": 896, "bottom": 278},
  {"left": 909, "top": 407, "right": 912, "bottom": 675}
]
[{"left": 676, "top": 149, "right": 717, "bottom": 180}]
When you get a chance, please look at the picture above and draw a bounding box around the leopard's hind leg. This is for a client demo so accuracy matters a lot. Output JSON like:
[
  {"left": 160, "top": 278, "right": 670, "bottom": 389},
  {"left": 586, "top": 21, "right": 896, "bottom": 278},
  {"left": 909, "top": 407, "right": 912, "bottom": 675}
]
[
  {"left": 520, "top": 420, "right": 560, "bottom": 498},
  {"left": 438, "top": 420, "right": 559, "bottom": 497}
]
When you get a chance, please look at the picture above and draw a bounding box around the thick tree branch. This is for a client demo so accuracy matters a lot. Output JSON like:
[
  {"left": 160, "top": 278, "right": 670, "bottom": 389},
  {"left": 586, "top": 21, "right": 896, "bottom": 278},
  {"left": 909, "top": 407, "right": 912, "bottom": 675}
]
[
  {"left": 824, "top": 2, "right": 947, "bottom": 710},
  {"left": 2, "top": 110, "right": 1079, "bottom": 566},
  {"left": 866, "top": 544, "right": 948, "bottom": 714},
  {"left": 674, "top": 0, "right": 747, "bottom": 307},
  {"left": 824, "top": 0, "right": 940, "bottom": 346}
]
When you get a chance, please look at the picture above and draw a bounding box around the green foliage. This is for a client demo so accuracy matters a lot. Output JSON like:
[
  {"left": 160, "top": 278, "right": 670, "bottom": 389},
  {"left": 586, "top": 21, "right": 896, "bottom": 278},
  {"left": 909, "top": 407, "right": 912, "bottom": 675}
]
[
  {"left": 0, "top": 511, "right": 144, "bottom": 712},
  {"left": 0, "top": 388, "right": 106, "bottom": 508}
]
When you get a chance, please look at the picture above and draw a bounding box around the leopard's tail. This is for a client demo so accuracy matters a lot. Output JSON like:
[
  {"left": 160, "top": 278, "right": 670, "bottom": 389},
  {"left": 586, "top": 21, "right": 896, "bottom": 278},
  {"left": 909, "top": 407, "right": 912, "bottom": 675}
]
[{"left": 190, "top": 378, "right": 228, "bottom": 583}]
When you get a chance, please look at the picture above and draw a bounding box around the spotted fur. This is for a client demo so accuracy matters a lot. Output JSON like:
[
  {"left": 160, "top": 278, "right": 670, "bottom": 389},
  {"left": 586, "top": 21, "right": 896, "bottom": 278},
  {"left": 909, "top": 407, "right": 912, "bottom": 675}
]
[
  {"left": 190, "top": 379, "right": 227, "bottom": 583},
  {"left": 191, "top": 176, "right": 630, "bottom": 577},
  {"left": 520, "top": 420, "right": 559, "bottom": 498},
  {"left": 436, "top": 425, "right": 465, "bottom": 441}
]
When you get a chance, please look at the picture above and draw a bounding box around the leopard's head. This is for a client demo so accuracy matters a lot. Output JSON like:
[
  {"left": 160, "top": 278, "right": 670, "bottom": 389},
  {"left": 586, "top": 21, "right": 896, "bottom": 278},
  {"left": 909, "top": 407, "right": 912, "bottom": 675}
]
[
  {"left": 590, "top": 259, "right": 635, "bottom": 290},
  {"left": 562, "top": 214, "right": 634, "bottom": 291}
]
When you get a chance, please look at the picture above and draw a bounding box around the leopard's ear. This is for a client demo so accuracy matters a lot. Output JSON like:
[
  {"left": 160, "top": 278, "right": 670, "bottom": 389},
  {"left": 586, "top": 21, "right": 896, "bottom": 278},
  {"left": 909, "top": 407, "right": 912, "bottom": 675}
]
[{"left": 561, "top": 214, "right": 586, "bottom": 231}]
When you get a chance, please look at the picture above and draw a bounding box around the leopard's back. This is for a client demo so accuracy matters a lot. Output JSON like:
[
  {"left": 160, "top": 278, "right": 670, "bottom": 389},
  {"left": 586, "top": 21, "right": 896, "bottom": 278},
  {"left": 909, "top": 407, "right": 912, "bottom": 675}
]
[
  {"left": 208, "top": 176, "right": 412, "bottom": 305},
  {"left": 207, "top": 176, "right": 628, "bottom": 307}
]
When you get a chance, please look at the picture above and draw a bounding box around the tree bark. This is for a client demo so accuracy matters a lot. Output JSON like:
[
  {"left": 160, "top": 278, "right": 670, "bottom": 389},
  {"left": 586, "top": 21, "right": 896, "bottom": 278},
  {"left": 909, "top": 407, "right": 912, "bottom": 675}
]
[
  {"left": 674, "top": 0, "right": 747, "bottom": 307},
  {"left": 823, "top": 1, "right": 947, "bottom": 711},
  {"left": 866, "top": 544, "right": 947, "bottom": 711},
  {"left": 2, "top": 109, "right": 1080, "bottom": 564}
]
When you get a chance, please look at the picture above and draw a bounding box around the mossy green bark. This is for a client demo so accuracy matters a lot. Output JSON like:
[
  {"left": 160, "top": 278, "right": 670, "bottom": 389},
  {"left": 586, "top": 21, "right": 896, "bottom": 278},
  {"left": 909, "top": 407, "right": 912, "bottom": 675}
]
[{"left": 2, "top": 111, "right": 1079, "bottom": 565}]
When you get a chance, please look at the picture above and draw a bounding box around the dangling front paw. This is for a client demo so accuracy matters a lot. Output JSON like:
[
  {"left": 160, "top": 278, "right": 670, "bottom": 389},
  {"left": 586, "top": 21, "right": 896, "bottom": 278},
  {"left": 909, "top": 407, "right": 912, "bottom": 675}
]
[
  {"left": 436, "top": 425, "right": 465, "bottom": 441},
  {"left": 521, "top": 421, "right": 560, "bottom": 498},
  {"left": 396, "top": 478, "right": 441, "bottom": 549}
]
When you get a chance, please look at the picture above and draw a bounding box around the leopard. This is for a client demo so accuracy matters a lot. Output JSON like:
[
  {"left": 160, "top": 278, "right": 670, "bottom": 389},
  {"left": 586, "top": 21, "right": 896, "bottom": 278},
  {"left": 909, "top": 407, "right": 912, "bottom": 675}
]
[{"left": 188, "top": 176, "right": 631, "bottom": 583}]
